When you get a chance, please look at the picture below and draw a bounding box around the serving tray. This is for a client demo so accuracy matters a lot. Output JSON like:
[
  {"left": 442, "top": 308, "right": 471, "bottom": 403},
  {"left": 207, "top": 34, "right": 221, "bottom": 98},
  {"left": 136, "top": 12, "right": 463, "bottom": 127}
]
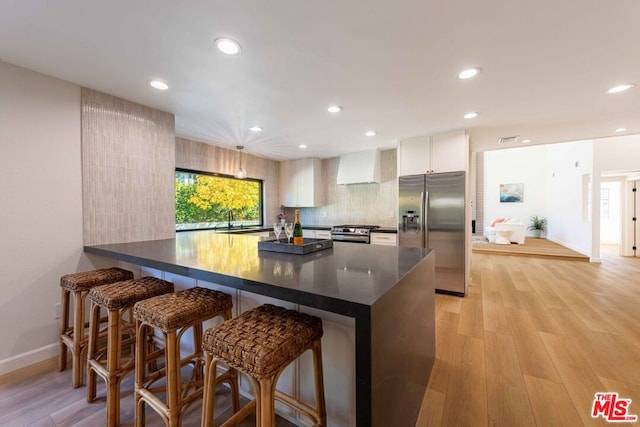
[{"left": 258, "top": 238, "right": 333, "bottom": 255}]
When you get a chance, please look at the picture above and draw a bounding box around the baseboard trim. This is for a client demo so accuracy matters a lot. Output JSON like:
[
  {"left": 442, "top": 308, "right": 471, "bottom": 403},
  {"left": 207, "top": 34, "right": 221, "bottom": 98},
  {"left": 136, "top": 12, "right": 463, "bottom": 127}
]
[{"left": 0, "top": 342, "right": 58, "bottom": 377}]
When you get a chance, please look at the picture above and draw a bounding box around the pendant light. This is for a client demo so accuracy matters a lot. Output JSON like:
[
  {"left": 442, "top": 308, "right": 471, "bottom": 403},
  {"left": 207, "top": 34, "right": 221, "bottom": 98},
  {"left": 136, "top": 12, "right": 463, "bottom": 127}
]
[{"left": 235, "top": 145, "right": 247, "bottom": 179}]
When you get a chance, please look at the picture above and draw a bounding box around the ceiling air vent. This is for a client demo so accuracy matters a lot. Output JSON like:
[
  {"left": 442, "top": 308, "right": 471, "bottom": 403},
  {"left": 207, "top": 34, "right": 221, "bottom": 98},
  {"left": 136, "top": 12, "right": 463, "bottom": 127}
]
[{"left": 498, "top": 135, "right": 519, "bottom": 144}]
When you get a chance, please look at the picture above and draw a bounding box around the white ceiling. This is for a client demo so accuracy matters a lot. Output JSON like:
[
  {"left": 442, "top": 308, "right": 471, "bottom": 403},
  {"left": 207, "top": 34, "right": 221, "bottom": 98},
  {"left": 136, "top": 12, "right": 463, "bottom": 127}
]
[{"left": 1, "top": 0, "right": 639, "bottom": 160}]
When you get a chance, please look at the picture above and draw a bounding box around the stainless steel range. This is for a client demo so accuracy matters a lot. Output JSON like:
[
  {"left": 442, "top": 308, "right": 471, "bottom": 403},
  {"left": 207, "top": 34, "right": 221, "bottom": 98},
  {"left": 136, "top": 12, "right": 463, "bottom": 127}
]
[{"left": 330, "top": 225, "right": 379, "bottom": 244}]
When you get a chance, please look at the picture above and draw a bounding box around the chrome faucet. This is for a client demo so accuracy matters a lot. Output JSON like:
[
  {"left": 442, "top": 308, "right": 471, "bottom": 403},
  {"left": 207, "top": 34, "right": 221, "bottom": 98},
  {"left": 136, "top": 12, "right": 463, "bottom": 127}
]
[{"left": 227, "top": 209, "right": 234, "bottom": 229}]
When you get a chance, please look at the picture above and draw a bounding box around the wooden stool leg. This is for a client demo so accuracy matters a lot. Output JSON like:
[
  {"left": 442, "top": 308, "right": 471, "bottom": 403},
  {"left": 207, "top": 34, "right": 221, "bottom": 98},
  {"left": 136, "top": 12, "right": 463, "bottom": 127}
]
[
  {"left": 72, "top": 289, "right": 86, "bottom": 388},
  {"left": 201, "top": 354, "right": 217, "bottom": 427},
  {"left": 258, "top": 377, "right": 276, "bottom": 427},
  {"left": 86, "top": 301, "right": 101, "bottom": 403},
  {"left": 229, "top": 367, "right": 240, "bottom": 413},
  {"left": 313, "top": 339, "right": 327, "bottom": 426},
  {"left": 59, "top": 288, "right": 70, "bottom": 372},
  {"left": 166, "top": 330, "right": 180, "bottom": 427},
  {"left": 222, "top": 308, "right": 241, "bottom": 413},
  {"left": 192, "top": 323, "right": 204, "bottom": 386},
  {"left": 106, "top": 308, "right": 122, "bottom": 427},
  {"left": 134, "top": 320, "right": 146, "bottom": 427}
]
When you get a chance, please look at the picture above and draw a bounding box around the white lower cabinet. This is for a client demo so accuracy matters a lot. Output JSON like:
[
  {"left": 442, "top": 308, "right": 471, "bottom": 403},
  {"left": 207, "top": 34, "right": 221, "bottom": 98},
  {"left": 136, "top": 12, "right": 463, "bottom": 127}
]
[
  {"left": 303, "top": 229, "right": 332, "bottom": 239},
  {"left": 314, "top": 230, "right": 332, "bottom": 240},
  {"left": 370, "top": 232, "right": 397, "bottom": 246},
  {"left": 299, "top": 306, "right": 356, "bottom": 427}
]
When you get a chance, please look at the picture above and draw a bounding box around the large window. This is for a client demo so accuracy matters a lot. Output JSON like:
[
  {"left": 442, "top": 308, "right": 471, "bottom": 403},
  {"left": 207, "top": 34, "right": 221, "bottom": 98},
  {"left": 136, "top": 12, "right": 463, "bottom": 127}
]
[{"left": 175, "top": 169, "right": 263, "bottom": 231}]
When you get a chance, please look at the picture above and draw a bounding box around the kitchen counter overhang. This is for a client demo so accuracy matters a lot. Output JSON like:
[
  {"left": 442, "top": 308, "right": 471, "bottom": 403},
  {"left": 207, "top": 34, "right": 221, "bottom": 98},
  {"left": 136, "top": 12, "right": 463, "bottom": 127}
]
[{"left": 84, "top": 231, "right": 435, "bottom": 426}]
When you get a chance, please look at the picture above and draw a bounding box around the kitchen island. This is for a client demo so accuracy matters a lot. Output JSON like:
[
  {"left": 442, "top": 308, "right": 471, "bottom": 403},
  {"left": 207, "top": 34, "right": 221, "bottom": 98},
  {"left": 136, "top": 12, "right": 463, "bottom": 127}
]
[{"left": 84, "top": 230, "right": 435, "bottom": 427}]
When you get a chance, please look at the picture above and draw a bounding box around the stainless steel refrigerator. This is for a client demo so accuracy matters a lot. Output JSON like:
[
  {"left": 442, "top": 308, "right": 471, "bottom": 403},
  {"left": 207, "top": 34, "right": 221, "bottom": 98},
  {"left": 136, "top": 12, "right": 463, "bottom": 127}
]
[{"left": 398, "top": 171, "right": 466, "bottom": 295}]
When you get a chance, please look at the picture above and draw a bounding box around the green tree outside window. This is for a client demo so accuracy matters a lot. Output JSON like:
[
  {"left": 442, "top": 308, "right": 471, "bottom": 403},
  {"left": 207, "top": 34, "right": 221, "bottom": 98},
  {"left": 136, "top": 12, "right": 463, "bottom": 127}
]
[{"left": 175, "top": 170, "right": 262, "bottom": 230}]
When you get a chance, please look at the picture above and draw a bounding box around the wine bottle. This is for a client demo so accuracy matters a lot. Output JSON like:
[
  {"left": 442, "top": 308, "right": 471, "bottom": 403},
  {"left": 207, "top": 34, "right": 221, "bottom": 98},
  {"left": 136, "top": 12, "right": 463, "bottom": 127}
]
[{"left": 293, "top": 209, "right": 303, "bottom": 245}]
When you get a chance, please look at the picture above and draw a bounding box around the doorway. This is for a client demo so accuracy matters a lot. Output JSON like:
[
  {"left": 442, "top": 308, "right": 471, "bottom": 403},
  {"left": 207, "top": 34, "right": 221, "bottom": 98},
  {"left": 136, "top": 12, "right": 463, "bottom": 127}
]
[
  {"left": 600, "top": 174, "right": 640, "bottom": 257},
  {"left": 600, "top": 180, "right": 621, "bottom": 244}
]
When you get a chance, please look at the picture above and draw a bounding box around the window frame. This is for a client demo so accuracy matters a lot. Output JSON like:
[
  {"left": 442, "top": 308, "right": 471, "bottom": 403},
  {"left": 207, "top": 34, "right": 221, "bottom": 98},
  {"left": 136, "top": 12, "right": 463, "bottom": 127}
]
[{"left": 175, "top": 167, "right": 264, "bottom": 232}]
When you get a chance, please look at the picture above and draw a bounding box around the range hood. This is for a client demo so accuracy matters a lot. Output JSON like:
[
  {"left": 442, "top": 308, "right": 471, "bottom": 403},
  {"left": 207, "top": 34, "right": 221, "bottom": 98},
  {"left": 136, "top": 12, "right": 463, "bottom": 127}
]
[{"left": 336, "top": 149, "right": 381, "bottom": 185}]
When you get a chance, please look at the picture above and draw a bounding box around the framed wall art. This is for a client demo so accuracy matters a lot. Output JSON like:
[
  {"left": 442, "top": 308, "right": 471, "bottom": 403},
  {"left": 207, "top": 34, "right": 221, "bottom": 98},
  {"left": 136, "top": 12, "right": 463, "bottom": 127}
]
[{"left": 500, "top": 183, "right": 523, "bottom": 203}]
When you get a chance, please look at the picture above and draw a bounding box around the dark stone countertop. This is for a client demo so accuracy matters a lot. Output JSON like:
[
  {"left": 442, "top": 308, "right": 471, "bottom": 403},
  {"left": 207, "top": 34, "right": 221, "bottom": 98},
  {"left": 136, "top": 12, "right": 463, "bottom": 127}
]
[
  {"left": 84, "top": 229, "right": 435, "bottom": 427},
  {"left": 84, "top": 230, "right": 427, "bottom": 315}
]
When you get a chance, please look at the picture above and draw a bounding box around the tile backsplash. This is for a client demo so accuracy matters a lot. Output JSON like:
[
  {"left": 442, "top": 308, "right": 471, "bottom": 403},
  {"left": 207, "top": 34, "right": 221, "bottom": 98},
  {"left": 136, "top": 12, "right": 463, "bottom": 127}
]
[
  {"left": 82, "top": 88, "right": 176, "bottom": 245},
  {"left": 297, "top": 149, "right": 398, "bottom": 228}
]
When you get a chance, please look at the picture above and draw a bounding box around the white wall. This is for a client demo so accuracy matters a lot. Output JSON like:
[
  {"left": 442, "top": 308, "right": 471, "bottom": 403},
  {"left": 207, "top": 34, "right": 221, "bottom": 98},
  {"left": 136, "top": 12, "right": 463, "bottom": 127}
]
[
  {"left": 593, "top": 134, "right": 640, "bottom": 172},
  {"left": 0, "top": 62, "right": 86, "bottom": 373},
  {"left": 484, "top": 145, "right": 549, "bottom": 228},
  {"left": 544, "top": 140, "right": 593, "bottom": 255},
  {"left": 484, "top": 141, "right": 593, "bottom": 255}
]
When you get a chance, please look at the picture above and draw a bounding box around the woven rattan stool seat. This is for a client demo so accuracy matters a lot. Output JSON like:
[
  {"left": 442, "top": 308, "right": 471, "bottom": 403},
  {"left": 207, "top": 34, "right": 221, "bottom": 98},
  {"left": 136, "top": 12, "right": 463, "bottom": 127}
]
[
  {"left": 203, "top": 304, "right": 323, "bottom": 380},
  {"left": 133, "top": 287, "right": 232, "bottom": 332},
  {"left": 89, "top": 277, "right": 174, "bottom": 310},
  {"left": 61, "top": 267, "right": 133, "bottom": 292}
]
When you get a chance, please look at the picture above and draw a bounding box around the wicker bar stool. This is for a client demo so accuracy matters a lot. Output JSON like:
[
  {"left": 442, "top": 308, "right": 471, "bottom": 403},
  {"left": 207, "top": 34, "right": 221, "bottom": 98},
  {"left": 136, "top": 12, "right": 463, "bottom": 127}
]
[
  {"left": 86, "top": 277, "right": 174, "bottom": 427},
  {"left": 133, "top": 287, "right": 236, "bottom": 427},
  {"left": 59, "top": 267, "right": 134, "bottom": 388},
  {"left": 201, "top": 304, "right": 326, "bottom": 427}
]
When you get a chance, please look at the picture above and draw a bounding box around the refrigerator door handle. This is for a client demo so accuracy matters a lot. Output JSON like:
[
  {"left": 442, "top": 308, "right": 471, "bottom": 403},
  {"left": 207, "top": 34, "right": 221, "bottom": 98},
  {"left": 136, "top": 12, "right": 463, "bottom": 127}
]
[{"left": 421, "top": 191, "right": 428, "bottom": 247}]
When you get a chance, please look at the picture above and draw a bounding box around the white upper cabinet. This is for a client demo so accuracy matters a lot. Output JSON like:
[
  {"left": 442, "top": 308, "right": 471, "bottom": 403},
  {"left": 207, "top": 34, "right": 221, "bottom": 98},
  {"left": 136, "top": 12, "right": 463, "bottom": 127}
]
[
  {"left": 280, "top": 158, "right": 322, "bottom": 207},
  {"left": 398, "top": 130, "right": 468, "bottom": 176},
  {"left": 431, "top": 130, "right": 468, "bottom": 173},
  {"left": 398, "top": 135, "right": 431, "bottom": 176}
]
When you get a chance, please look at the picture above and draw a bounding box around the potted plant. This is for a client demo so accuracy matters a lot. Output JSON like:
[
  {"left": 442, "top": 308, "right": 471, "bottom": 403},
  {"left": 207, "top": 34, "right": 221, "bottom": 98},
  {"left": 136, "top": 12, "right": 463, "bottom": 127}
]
[{"left": 528, "top": 215, "right": 547, "bottom": 238}]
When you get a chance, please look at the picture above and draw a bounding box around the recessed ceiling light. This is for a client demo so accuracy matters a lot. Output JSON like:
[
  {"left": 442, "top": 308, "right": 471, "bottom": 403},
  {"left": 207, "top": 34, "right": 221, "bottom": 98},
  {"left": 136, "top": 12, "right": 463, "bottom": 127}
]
[
  {"left": 148, "top": 80, "right": 168, "bottom": 90},
  {"left": 215, "top": 38, "right": 241, "bottom": 55},
  {"left": 521, "top": 139, "right": 531, "bottom": 143},
  {"left": 299, "top": 144, "right": 308, "bottom": 149},
  {"left": 463, "top": 112, "right": 479, "bottom": 119},
  {"left": 327, "top": 105, "right": 342, "bottom": 113},
  {"left": 365, "top": 130, "right": 376, "bottom": 137},
  {"left": 249, "top": 126, "right": 263, "bottom": 132},
  {"left": 615, "top": 127, "right": 628, "bottom": 132},
  {"left": 458, "top": 67, "right": 481, "bottom": 79},
  {"left": 607, "top": 83, "right": 635, "bottom": 94}
]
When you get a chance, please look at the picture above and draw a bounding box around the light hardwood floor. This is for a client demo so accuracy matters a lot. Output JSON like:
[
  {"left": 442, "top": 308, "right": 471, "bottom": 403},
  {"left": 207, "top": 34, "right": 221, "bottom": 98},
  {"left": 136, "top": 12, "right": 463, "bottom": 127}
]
[
  {"left": 0, "top": 355, "right": 294, "bottom": 426},
  {"left": 2, "top": 248, "right": 639, "bottom": 426},
  {"left": 472, "top": 237, "right": 590, "bottom": 261},
  {"left": 417, "top": 245, "right": 640, "bottom": 427}
]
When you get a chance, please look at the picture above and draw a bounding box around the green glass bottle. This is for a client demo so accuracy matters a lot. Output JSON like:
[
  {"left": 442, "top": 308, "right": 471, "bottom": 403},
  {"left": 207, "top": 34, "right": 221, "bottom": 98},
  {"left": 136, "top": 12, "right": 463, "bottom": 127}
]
[{"left": 293, "top": 209, "right": 303, "bottom": 245}]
